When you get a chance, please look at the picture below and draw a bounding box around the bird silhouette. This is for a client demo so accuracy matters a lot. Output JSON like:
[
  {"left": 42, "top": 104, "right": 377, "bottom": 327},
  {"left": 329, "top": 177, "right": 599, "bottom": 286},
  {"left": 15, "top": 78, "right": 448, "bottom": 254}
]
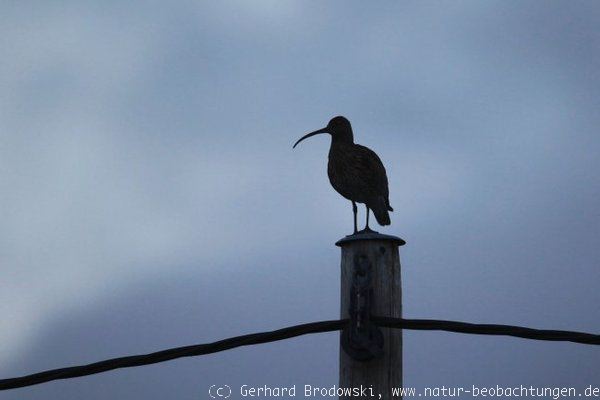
[{"left": 293, "top": 116, "right": 393, "bottom": 234}]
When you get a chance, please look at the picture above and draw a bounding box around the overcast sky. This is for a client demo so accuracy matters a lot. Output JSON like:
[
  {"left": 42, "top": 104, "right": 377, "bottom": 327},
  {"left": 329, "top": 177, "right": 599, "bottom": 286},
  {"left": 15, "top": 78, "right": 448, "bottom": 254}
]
[{"left": 1, "top": 1, "right": 599, "bottom": 399}]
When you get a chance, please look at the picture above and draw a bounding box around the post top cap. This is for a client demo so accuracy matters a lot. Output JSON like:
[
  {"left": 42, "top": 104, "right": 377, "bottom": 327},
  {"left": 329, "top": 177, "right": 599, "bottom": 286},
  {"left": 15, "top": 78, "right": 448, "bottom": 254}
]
[{"left": 335, "top": 231, "right": 406, "bottom": 247}]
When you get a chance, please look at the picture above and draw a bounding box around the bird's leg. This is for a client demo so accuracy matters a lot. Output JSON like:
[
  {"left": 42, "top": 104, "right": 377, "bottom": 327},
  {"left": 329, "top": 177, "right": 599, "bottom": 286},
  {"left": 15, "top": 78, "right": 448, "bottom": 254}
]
[
  {"left": 352, "top": 201, "right": 358, "bottom": 234},
  {"left": 362, "top": 206, "right": 375, "bottom": 233}
]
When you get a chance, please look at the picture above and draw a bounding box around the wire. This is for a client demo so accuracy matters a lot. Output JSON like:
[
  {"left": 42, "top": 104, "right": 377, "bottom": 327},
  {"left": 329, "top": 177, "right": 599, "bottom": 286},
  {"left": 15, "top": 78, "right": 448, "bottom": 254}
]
[
  {"left": 0, "top": 319, "right": 346, "bottom": 391},
  {"left": 1, "top": 317, "right": 598, "bottom": 391},
  {"left": 373, "top": 317, "right": 600, "bottom": 345}
]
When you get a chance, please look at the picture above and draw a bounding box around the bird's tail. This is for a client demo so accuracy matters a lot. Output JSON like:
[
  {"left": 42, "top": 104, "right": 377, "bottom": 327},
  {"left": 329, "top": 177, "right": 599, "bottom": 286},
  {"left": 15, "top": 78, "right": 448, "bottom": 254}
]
[{"left": 371, "top": 196, "right": 392, "bottom": 226}]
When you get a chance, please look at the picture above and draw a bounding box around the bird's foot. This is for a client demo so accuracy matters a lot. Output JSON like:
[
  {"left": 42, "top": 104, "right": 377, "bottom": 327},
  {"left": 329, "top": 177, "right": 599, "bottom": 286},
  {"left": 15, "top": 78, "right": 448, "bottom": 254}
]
[{"left": 356, "top": 227, "right": 378, "bottom": 235}]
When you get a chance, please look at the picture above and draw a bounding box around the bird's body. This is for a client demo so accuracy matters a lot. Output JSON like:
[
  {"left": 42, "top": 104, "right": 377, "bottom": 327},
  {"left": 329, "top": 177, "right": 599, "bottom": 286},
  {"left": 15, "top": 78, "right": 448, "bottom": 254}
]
[
  {"left": 327, "top": 142, "right": 392, "bottom": 225},
  {"left": 294, "top": 116, "right": 393, "bottom": 233}
]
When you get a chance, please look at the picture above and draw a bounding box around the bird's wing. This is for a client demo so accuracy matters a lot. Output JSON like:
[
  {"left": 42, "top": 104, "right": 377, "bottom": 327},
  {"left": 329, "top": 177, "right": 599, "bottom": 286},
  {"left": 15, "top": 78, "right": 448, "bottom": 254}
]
[{"left": 350, "top": 144, "right": 390, "bottom": 199}]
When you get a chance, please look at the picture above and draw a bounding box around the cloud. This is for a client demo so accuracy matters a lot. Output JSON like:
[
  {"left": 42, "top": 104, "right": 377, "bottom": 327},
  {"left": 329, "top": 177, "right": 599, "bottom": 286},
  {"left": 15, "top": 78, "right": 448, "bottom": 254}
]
[{"left": 1, "top": 1, "right": 599, "bottom": 395}]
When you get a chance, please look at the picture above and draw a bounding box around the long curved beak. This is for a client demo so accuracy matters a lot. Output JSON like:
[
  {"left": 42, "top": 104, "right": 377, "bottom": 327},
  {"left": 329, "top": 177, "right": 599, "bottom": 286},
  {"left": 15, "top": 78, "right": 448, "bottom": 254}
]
[{"left": 292, "top": 127, "right": 328, "bottom": 148}]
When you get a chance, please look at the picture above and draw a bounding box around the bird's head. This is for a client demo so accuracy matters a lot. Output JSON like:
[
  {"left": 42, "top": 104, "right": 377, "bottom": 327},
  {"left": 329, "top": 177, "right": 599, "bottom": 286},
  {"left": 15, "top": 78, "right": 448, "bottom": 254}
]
[{"left": 293, "top": 116, "right": 354, "bottom": 148}]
